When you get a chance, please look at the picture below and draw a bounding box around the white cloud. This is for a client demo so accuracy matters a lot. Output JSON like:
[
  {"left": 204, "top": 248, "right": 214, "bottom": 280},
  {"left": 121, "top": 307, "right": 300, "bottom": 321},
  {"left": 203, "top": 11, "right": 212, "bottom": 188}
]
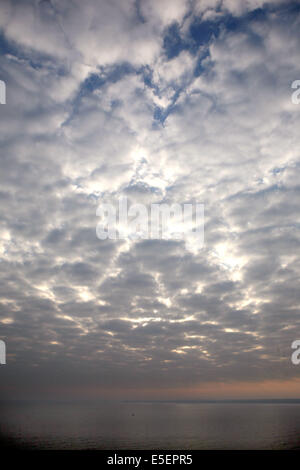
[
  {"left": 1, "top": 0, "right": 300, "bottom": 399},
  {"left": 141, "top": 0, "right": 189, "bottom": 27}
]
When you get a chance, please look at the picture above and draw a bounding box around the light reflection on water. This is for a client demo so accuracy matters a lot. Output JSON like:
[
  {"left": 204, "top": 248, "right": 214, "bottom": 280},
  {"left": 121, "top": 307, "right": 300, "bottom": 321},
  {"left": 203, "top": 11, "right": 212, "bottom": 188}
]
[{"left": 1, "top": 401, "right": 300, "bottom": 450}]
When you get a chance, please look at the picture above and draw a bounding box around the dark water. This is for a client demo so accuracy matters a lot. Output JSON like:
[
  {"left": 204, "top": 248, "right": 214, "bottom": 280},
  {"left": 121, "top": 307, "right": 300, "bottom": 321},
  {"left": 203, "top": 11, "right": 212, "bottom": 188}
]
[{"left": 1, "top": 401, "right": 300, "bottom": 449}]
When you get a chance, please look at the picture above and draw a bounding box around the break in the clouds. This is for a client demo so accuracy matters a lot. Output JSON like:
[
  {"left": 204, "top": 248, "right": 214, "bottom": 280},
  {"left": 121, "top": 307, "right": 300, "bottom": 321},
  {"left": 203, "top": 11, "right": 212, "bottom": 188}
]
[{"left": 0, "top": 0, "right": 300, "bottom": 400}]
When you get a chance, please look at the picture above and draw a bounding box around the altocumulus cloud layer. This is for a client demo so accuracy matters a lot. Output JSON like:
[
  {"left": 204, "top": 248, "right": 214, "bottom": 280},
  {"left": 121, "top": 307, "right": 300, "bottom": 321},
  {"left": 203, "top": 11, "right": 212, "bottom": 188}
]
[{"left": 0, "top": 0, "right": 300, "bottom": 400}]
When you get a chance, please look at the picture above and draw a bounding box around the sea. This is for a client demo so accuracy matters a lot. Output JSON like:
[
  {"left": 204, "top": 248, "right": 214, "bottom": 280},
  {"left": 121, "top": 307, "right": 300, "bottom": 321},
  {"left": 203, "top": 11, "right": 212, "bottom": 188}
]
[{"left": 1, "top": 400, "right": 300, "bottom": 450}]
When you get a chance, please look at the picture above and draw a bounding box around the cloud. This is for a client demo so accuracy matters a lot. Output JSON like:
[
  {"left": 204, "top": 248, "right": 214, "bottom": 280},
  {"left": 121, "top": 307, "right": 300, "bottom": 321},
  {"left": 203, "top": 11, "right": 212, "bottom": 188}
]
[{"left": 0, "top": 0, "right": 300, "bottom": 400}]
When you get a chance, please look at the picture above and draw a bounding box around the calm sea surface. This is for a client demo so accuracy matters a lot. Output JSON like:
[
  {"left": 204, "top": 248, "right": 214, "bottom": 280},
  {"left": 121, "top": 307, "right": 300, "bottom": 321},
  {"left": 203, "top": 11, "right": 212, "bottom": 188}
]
[{"left": 1, "top": 401, "right": 300, "bottom": 450}]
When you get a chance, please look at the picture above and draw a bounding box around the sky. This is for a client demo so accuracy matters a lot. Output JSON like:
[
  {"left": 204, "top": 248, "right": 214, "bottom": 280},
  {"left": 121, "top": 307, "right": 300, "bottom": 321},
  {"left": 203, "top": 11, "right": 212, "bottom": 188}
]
[{"left": 0, "top": 0, "right": 300, "bottom": 401}]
